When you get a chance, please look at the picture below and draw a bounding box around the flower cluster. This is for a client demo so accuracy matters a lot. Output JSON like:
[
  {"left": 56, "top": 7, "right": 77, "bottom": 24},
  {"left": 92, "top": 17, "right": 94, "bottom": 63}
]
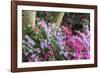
[{"left": 22, "top": 13, "right": 90, "bottom": 62}]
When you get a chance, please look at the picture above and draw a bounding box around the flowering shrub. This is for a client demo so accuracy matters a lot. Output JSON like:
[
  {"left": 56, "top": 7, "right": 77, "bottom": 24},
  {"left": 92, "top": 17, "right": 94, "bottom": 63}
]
[{"left": 22, "top": 12, "right": 90, "bottom": 62}]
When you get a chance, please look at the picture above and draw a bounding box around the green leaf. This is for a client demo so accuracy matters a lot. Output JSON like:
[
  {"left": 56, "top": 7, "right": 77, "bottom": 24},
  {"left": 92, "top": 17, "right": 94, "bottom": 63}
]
[{"left": 50, "top": 36, "right": 59, "bottom": 50}]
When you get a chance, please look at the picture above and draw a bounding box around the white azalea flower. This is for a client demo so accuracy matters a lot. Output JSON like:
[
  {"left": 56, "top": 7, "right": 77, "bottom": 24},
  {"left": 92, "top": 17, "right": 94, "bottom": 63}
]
[
  {"left": 64, "top": 52, "right": 68, "bottom": 58},
  {"left": 24, "top": 52, "right": 28, "bottom": 56},
  {"left": 22, "top": 40, "right": 26, "bottom": 44},
  {"left": 31, "top": 54, "right": 36, "bottom": 58},
  {"left": 60, "top": 46, "right": 65, "bottom": 50},
  {"left": 59, "top": 50, "right": 64, "bottom": 55},
  {"left": 30, "top": 40, "right": 35, "bottom": 46},
  {"left": 29, "top": 49, "right": 33, "bottom": 53},
  {"left": 25, "top": 35, "right": 29, "bottom": 39},
  {"left": 27, "top": 24, "right": 31, "bottom": 28}
]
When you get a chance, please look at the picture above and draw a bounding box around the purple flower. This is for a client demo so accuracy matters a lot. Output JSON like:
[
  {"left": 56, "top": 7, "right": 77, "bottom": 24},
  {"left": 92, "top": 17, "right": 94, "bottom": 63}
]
[
  {"left": 24, "top": 34, "right": 35, "bottom": 49},
  {"left": 40, "top": 40, "right": 49, "bottom": 49}
]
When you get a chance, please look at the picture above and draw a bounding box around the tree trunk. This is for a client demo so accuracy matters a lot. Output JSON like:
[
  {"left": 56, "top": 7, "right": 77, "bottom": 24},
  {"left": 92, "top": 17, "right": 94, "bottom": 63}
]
[
  {"left": 53, "top": 12, "right": 64, "bottom": 26},
  {"left": 23, "top": 11, "right": 36, "bottom": 28}
]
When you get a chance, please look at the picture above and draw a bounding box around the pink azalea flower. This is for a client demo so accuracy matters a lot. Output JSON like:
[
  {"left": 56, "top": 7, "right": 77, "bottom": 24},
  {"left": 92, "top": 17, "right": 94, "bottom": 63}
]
[
  {"left": 48, "top": 50, "right": 54, "bottom": 56},
  {"left": 34, "top": 26, "right": 39, "bottom": 32},
  {"left": 44, "top": 50, "right": 55, "bottom": 60},
  {"left": 28, "top": 57, "right": 33, "bottom": 62},
  {"left": 62, "top": 26, "right": 68, "bottom": 33},
  {"left": 34, "top": 56, "right": 40, "bottom": 62}
]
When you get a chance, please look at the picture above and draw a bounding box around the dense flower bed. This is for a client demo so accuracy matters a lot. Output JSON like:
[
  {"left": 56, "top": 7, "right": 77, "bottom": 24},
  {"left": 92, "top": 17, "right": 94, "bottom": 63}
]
[{"left": 22, "top": 13, "right": 90, "bottom": 62}]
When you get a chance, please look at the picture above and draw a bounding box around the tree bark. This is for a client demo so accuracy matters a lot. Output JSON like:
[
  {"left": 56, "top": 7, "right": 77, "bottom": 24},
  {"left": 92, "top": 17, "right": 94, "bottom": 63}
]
[
  {"left": 23, "top": 11, "right": 36, "bottom": 28},
  {"left": 53, "top": 12, "right": 64, "bottom": 26}
]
